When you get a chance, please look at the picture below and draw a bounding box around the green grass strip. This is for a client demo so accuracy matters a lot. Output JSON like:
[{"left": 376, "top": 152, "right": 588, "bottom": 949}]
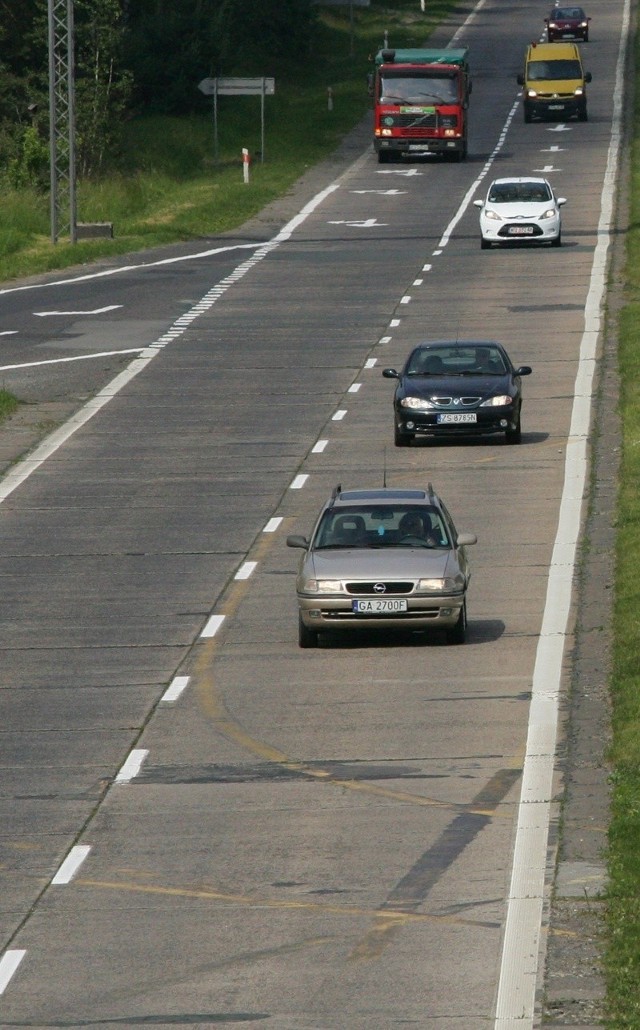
[{"left": 604, "top": 18, "right": 640, "bottom": 1029}]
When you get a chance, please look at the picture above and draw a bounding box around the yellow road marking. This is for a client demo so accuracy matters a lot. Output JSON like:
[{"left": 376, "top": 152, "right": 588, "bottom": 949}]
[{"left": 76, "top": 878, "right": 496, "bottom": 930}]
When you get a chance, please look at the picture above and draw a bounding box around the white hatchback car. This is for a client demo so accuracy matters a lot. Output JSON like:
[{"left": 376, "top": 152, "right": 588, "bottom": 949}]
[{"left": 474, "top": 176, "right": 566, "bottom": 248}]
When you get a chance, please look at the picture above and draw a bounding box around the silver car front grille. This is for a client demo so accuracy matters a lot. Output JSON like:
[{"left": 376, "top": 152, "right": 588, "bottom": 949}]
[{"left": 345, "top": 581, "right": 414, "bottom": 594}]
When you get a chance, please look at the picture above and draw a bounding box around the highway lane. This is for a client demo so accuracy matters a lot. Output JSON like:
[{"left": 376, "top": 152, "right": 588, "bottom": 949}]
[{"left": 0, "top": 0, "right": 625, "bottom": 1024}]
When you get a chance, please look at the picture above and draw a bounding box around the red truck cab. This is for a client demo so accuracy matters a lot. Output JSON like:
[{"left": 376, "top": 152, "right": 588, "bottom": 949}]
[{"left": 373, "top": 47, "right": 471, "bottom": 163}]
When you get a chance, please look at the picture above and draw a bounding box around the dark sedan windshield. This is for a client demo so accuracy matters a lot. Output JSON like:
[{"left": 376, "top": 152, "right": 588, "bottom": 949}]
[{"left": 406, "top": 345, "right": 507, "bottom": 376}]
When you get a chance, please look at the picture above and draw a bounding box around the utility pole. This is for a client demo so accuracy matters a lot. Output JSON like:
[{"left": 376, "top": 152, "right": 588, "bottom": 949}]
[{"left": 48, "top": 0, "right": 77, "bottom": 244}]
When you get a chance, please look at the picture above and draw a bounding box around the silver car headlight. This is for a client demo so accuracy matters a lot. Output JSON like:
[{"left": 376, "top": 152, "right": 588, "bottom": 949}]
[
  {"left": 400, "top": 396, "right": 436, "bottom": 410},
  {"left": 480, "top": 394, "right": 513, "bottom": 407},
  {"left": 539, "top": 207, "right": 557, "bottom": 220},
  {"left": 416, "top": 577, "right": 462, "bottom": 593},
  {"left": 301, "top": 579, "right": 344, "bottom": 593}
]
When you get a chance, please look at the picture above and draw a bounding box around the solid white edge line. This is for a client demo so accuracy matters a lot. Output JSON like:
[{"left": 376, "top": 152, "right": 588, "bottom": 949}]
[
  {"left": 115, "top": 749, "right": 149, "bottom": 783},
  {"left": 0, "top": 348, "right": 146, "bottom": 373},
  {"left": 493, "top": 0, "right": 628, "bottom": 1023},
  {"left": 51, "top": 845, "right": 92, "bottom": 885},
  {"left": 161, "top": 675, "right": 190, "bottom": 703},
  {"left": 0, "top": 950, "right": 26, "bottom": 995}
]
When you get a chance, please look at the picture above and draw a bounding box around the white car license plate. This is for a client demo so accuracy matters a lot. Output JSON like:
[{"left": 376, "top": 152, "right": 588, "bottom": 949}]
[
  {"left": 508, "top": 226, "right": 534, "bottom": 235},
  {"left": 352, "top": 598, "right": 408, "bottom": 613},
  {"left": 408, "top": 145, "right": 430, "bottom": 151},
  {"left": 437, "top": 412, "right": 477, "bottom": 424}
]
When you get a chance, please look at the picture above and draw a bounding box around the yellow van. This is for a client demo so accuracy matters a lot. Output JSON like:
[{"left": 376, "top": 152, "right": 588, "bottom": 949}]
[{"left": 517, "top": 42, "right": 591, "bottom": 122}]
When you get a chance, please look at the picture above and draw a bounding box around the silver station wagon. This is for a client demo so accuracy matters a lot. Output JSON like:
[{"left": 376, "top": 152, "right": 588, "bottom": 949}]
[{"left": 286, "top": 484, "right": 476, "bottom": 648}]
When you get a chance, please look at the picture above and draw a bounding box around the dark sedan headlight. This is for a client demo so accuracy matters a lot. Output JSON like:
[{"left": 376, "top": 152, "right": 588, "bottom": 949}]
[
  {"left": 479, "top": 394, "right": 513, "bottom": 407},
  {"left": 400, "top": 396, "right": 436, "bottom": 410}
]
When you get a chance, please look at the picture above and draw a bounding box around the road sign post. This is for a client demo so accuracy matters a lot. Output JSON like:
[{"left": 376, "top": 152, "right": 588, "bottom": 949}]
[{"left": 198, "top": 77, "right": 275, "bottom": 164}]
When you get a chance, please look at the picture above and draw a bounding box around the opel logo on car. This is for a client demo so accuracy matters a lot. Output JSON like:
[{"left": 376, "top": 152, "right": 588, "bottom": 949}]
[{"left": 373, "top": 583, "right": 386, "bottom": 593}]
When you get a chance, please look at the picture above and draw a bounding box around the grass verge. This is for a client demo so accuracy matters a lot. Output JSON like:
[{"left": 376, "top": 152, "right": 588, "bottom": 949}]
[
  {"left": 0, "top": 390, "right": 20, "bottom": 427},
  {"left": 605, "top": 104, "right": 640, "bottom": 1021}
]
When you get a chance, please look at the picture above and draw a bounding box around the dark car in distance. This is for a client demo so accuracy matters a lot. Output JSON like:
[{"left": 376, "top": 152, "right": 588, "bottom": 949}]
[
  {"left": 382, "top": 340, "right": 532, "bottom": 446},
  {"left": 545, "top": 6, "right": 590, "bottom": 41}
]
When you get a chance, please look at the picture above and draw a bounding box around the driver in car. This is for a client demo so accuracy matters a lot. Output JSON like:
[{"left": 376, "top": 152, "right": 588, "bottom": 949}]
[{"left": 398, "top": 511, "right": 440, "bottom": 546}]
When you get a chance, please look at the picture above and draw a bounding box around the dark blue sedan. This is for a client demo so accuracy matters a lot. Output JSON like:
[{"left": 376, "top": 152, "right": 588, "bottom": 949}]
[{"left": 382, "top": 340, "right": 532, "bottom": 446}]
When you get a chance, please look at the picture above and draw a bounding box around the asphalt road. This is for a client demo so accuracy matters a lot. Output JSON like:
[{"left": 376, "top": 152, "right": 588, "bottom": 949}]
[{"left": 0, "top": 0, "right": 623, "bottom": 1025}]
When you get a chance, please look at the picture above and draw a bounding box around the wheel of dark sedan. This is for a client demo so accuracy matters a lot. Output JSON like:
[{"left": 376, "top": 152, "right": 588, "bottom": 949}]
[
  {"left": 505, "top": 414, "right": 522, "bottom": 444},
  {"left": 298, "top": 616, "right": 318, "bottom": 648},
  {"left": 445, "top": 599, "right": 467, "bottom": 645},
  {"left": 578, "top": 106, "right": 588, "bottom": 122},
  {"left": 524, "top": 105, "right": 533, "bottom": 124},
  {"left": 394, "top": 423, "right": 412, "bottom": 447}
]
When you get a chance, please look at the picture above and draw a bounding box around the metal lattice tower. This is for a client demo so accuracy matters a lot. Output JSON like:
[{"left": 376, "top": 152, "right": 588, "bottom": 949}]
[{"left": 48, "top": 0, "right": 77, "bottom": 244}]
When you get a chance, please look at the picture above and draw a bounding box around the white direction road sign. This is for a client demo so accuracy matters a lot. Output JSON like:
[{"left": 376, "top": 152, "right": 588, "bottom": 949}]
[{"left": 198, "top": 77, "right": 275, "bottom": 96}]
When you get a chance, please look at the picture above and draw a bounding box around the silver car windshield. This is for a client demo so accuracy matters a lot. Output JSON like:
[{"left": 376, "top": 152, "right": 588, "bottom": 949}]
[{"left": 313, "top": 507, "right": 451, "bottom": 549}]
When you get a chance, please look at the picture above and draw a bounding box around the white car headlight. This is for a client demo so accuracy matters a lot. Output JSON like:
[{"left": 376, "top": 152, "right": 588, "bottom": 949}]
[
  {"left": 480, "top": 395, "right": 513, "bottom": 407},
  {"left": 302, "top": 579, "right": 344, "bottom": 593},
  {"left": 417, "top": 577, "right": 462, "bottom": 593},
  {"left": 539, "top": 208, "right": 557, "bottom": 220},
  {"left": 400, "top": 396, "right": 436, "bottom": 410},
  {"left": 484, "top": 209, "right": 502, "bottom": 221}
]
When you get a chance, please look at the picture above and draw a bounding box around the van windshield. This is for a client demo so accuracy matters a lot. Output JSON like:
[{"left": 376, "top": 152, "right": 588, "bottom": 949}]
[{"left": 528, "top": 59, "right": 582, "bottom": 80}]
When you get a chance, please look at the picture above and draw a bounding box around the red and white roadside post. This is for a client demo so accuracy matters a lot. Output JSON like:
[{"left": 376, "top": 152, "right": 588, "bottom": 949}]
[{"left": 242, "top": 148, "right": 251, "bottom": 183}]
